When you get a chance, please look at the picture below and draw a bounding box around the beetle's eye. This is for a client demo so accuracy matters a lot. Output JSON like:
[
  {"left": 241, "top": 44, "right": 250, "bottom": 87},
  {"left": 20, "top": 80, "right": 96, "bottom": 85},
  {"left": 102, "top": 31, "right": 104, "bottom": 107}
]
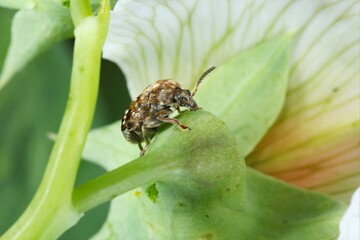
[
  {"left": 179, "top": 96, "right": 187, "bottom": 105},
  {"left": 186, "top": 90, "right": 191, "bottom": 95}
]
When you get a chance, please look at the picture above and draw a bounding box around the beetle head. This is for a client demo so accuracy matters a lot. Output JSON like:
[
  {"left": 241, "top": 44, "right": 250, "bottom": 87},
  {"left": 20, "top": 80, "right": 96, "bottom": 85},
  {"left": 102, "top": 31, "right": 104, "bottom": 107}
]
[{"left": 174, "top": 88, "right": 199, "bottom": 111}]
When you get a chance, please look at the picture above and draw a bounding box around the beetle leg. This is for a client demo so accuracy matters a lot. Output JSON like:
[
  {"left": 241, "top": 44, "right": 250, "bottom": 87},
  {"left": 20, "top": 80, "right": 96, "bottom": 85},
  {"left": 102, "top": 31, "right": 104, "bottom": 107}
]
[
  {"left": 141, "top": 125, "right": 151, "bottom": 146},
  {"left": 158, "top": 117, "right": 191, "bottom": 130},
  {"left": 138, "top": 126, "right": 148, "bottom": 156},
  {"left": 138, "top": 142, "right": 144, "bottom": 151},
  {"left": 128, "top": 130, "right": 143, "bottom": 152},
  {"left": 140, "top": 119, "right": 162, "bottom": 155}
]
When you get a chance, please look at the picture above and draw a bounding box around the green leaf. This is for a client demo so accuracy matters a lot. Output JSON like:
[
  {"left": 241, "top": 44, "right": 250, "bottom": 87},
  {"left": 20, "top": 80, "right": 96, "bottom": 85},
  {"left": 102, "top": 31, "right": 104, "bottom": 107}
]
[
  {"left": 196, "top": 34, "right": 291, "bottom": 156},
  {"left": 242, "top": 168, "right": 345, "bottom": 240},
  {"left": 0, "top": 0, "right": 73, "bottom": 89}
]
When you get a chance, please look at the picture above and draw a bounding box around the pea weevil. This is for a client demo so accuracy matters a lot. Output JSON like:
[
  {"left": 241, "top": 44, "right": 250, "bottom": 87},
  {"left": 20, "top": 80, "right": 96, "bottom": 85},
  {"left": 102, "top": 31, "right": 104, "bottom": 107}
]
[{"left": 121, "top": 66, "right": 216, "bottom": 155}]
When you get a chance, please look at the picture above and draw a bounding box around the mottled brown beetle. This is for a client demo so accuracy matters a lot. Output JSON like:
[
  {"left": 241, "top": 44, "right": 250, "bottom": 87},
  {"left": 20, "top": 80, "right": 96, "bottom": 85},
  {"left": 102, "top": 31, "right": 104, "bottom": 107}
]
[{"left": 121, "top": 66, "right": 216, "bottom": 155}]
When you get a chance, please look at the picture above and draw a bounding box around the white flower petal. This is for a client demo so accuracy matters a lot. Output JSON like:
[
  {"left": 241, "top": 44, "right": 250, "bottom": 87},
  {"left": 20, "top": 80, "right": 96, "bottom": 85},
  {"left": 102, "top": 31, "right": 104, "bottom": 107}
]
[{"left": 338, "top": 187, "right": 360, "bottom": 240}]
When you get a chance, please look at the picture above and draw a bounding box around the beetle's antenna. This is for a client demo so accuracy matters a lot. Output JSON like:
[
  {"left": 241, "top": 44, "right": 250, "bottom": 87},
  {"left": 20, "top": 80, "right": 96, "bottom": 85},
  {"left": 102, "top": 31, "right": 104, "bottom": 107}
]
[{"left": 192, "top": 66, "right": 216, "bottom": 97}]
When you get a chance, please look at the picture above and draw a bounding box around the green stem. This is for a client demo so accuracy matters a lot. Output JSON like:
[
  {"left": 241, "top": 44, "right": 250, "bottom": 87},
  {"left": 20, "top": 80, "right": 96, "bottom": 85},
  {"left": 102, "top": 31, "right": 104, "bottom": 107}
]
[
  {"left": 73, "top": 153, "right": 176, "bottom": 213},
  {"left": 1, "top": 1, "right": 109, "bottom": 239},
  {"left": 71, "top": 0, "right": 92, "bottom": 26}
]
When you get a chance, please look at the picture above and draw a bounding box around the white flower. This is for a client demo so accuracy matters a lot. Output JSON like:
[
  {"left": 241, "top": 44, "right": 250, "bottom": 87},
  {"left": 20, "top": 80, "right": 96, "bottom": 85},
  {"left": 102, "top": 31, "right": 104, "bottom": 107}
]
[
  {"left": 338, "top": 187, "right": 360, "bottom": 240},
  {"left": 103, "top": 0, "right": 359, "bottom": 202}
]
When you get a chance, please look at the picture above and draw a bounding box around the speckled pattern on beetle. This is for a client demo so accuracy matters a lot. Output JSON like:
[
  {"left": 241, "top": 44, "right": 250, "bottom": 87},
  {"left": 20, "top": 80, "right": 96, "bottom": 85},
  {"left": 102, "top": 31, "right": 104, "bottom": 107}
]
[{"left": 121, "top": 66, "right": 216, "bottom": 156}]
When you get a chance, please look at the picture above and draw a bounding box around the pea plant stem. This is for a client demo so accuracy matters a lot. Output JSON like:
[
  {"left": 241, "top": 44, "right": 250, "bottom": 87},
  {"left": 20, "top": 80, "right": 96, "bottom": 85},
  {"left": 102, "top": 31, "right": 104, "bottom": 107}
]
[
  {"left": 73, "top": 152, "right": 176, "bottom": 213},
  {"left": 1, "top": 1, "right": 109, "bottom": 239}
]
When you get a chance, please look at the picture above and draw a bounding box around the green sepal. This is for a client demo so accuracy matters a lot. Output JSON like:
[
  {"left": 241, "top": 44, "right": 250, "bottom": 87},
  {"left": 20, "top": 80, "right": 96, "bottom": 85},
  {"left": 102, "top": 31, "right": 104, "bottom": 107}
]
[
  {"left": 83, "top": 112, "right": 345, "bottom": 239},
  {"left": 196, "top": 34, "right": 292, "bottom": 156}
]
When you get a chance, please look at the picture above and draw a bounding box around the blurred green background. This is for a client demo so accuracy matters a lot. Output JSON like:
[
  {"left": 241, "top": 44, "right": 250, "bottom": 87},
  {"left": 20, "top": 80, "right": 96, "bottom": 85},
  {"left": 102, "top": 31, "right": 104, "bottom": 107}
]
[{"left": 0, "top": 7, "right": 131, "bottom": 239}]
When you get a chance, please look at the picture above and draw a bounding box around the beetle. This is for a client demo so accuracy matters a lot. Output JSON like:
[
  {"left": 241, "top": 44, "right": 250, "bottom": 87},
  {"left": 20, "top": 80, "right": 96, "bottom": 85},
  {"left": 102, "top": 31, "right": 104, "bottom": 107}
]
[{"left": 121, "top": 66, "right": 216, "bottom": 155}]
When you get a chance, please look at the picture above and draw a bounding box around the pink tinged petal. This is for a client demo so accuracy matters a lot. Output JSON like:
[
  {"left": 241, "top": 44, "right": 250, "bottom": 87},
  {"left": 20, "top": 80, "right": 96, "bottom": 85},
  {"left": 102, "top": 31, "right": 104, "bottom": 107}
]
[
  {"left": 247, "top": 1, "right": 359, "bottom": 202},
  {"left": 338, "top": 187, "right": 360, "bottom": 240}
]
